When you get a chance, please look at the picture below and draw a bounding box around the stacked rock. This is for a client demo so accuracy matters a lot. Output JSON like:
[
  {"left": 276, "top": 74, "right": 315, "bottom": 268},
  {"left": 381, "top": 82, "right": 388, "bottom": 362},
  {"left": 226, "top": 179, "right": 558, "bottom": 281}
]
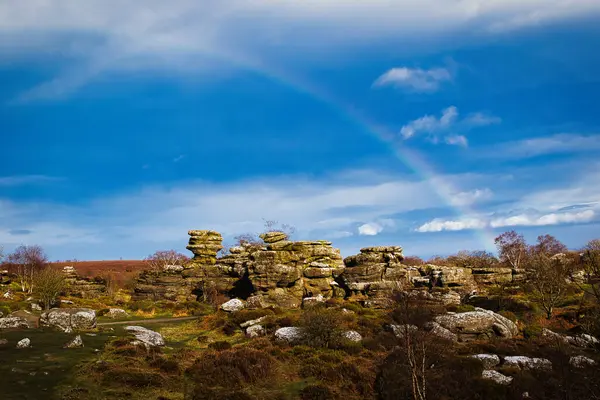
[
  {"left": 341, "top": 246, "right": 414, "bottom": 308},
  {"left": 186, "top": 230, "right": 223, "bottom": 264},
  {"left": 244, "top": 232, "right": 346, "bottom": 308},
  {"left": 62, "top": 266, "right": 107, "bottom": 299}
]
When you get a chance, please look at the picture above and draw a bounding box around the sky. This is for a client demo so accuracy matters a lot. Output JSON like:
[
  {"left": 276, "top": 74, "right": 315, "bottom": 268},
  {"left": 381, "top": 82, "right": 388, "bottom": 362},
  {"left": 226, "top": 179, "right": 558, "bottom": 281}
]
[{"left": 1, "top": 1, "right": 600, "bottom": 261}]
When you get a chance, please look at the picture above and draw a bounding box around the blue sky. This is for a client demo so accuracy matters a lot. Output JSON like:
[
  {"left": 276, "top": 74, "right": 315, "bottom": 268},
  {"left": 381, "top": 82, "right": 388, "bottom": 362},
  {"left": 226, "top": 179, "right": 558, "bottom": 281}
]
[{"left": 1, "top": 1, "right": 600, "bottom": 261}]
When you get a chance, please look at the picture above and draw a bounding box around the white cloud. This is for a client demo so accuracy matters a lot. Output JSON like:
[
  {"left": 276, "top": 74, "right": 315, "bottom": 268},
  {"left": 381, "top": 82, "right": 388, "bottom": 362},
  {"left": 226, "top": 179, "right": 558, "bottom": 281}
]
[
  {"left": 416, "top": 218, "right": 487, "bottom": 232},
  {"left": 400, "top": 106, "right": 499, "bottom": 145},
  {"left": 490, "top": 210, "right": 595, "bottom": 228},
  {"left": 417, "top": 209, "right": 597, "bottom": 232},
  {"left": 449, "top": 188, "right": 493, "bottom": 207},
  {"left": 373, "top": 67, "right": 451, "bottom": 92},
  {"left": 484, "top": 133, "right": 600, "bottom": 159},
  {"left": 2, "top": 1, "right": 599, "bottom": 101},
  {"left": 445, "top": 135, "right": 468, "bottom": 147},
  {"left": 358, "top": 223, "right": 383, "bottom": 236}
]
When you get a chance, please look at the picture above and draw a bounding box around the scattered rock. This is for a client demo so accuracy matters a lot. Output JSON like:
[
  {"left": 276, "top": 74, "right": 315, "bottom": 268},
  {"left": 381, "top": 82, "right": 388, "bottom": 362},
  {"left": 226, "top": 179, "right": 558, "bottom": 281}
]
[
  {"left": 541, "top": 328, "right": 599, "bottom": 348},
  {"left": 569, "top": 355, "right": 596, "bottom": 368},
  {"left": 389, "top": 324, "right": 418, "bottom": 339},
  {"left": 432, "top": 290, "right": 461, "bottom": 305},
  {"left": 471, "top": 354, "right": 501, "bottom": 369},
  {"left": 163, "top": 264, "right": 184, "bottom": 273},
  {"left": 0, "top": 339, "right": 8, "bottom": 345},
  {"left": 16, "top": 338, "right": 31, "bottom": 349},
  {"left": 40, "top": 308, "right": 96, "bottom": 332},
  {"left": 246, "top": 324, "right": 265, "bottom": 338},
  {"left": 343, "top": 330, "right": 362, "bottom": 342},
  {"left": 240, "top": 316, "right": 267, "bottom": 329},
  {"left": 221, "top": 298, "right": 245, "bottom": 312},
  {"left": 3, "top": 290, "right": 14, "bottom": 299},
  {"left": 275, "top": 327, "right": 304, "bottom": 344},
  {"left": 302, "top": 294, "right": 325, "bottom": 307},
  {"left": 61, "top": 300, "right": 74, "bottom": 305},
  {"left": 434, "top": 308, "right": 517, "bottom": 341},
  {"left": 482, "top": 370, "right": 513, "bottom": 385},
  {"left": 427, "top": 322, "right": 458, "bottom": 342},
  {"left": 0, "top": 317, "right": 30, "bottom": 330},
  {"left": 104, "top": 308, "right": 129, "bottom": 319},
  {"left": 63, "top": 335, "right": 84, "bottom": 349},
  {"left": 503, "top": 356, "right": 552, "bottom": 371},
  {"left": 125, "top": 326, "right": 165, "bottom": 348},
  {"left": 30, "top": 303, "right": 42, "bottom": 312}
]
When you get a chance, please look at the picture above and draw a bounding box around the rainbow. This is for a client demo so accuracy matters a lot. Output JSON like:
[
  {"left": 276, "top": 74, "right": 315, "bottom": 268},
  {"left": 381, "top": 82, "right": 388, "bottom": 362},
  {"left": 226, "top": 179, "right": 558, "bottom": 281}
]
[{"left": 213, "top": 51, "right": 497, "bottom": 251}]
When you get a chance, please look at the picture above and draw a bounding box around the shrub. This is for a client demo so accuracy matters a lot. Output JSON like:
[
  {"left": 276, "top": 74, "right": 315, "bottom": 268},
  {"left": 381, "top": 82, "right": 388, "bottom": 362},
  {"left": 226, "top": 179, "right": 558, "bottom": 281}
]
[
  {"left": 523, "top": 324, "right": 543, "bottom": 339},
  {"left": 102, "top": 368, "right": 166, "bottom": 388},
  {"left": 148, "top": 357, "right": 180, "bottom": 374},
  {"left": 446, "top": 304, "right": 476, "bottom": 313},
  {"left": 498, "top": 310, "right": 518, "bottom": 323},
  {"left": 300, "top": 384, "right": 337, "bottom": 400},
  {"left": 298, "top": 307, "right": 345, "bottom": 348},
  {"left": 208, "top": 341, "right": 233, "bottom": 351},
  {"left": 187, "top": 348, "right": 277, "bottom": 389}
]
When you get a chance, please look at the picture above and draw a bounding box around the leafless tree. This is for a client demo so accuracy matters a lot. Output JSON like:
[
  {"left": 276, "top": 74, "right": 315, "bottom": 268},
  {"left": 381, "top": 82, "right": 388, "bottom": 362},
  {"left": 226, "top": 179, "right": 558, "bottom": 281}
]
[
  {"left": 144, "top": 250, "right": 189, "bottom": 272},
  {"left": 495, "top": 230, "right": 528, "bottom": 270},
  {"left": 34, "top": 267, "right": 66, "bottom": 310},
  {"left": 7, "top": 245, "right": 48, "bottom": 293},
  {"left": 447, "top": 249, "right": 499, "bottom": 268},
  {"left": 527, "top": 252, "right": 572, "bottom": 319},
  {"left": 581, "top": 239, "right": 600, "bottom": 301},
  {"left": 532, "top": 234, "right": 568, "bottom": 257}
]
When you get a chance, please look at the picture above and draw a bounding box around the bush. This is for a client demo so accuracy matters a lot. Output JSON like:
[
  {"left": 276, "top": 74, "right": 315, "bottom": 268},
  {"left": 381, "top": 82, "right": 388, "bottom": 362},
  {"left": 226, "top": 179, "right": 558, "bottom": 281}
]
[
  {"left": 523, "top": 324, "right": 543, "bottom": 339},
  {"left": 128, "top": 300, "right": 155, "bottom": 313},
  {"left": 446, "top": 304, "right": 476, "bottom": 313},
  {"left": 498, "top": 310, "right": 518, "bottom": 323},
  {"left": 298, "top": 307, "right": 345, "bottom": 348},
  {"left": 300, "top": 384, "right": 337, "bottom": 400},
  {"left": 102, "top": 368, "right": 166, "bottom": 388},
  {"left": 187, "top": 347, "right": 277, "bottom": 389},
  {"left": 208, "top": 341, "right": 233, "bottom": 351},
  {"left": 148, "top": 357, "right": 180, "bottom": 374}
]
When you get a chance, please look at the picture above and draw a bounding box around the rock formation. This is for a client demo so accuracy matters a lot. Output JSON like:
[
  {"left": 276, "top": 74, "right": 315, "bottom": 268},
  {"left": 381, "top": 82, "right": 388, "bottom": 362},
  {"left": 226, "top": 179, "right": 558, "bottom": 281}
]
[
  {"left": 62, "top": 266, "right": 107, "bottom": 299},
  {"left": 132, "top": 228, "right": 527, "bottom": 309}
]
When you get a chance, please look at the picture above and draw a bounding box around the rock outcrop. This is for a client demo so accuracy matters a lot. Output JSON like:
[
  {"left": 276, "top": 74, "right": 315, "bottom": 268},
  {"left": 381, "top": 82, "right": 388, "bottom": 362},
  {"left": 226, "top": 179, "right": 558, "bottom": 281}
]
[
  {"left": 62, "top": 266, "right": 107, "bottom": 298},
  {"left": 342, "top": 246, "right": 411, "bottom": 308},
  {"left": 125, "top": 326, "right": 165, "bottom": 348},
  {"left": 433, "top": 307, "right": 518, "bottom": 341},
  {"left": 40, "top": 308, "right": 97, "bottom": 332},
  {"left": 0, "top": 317, "right": 30, "bottom": 330}
]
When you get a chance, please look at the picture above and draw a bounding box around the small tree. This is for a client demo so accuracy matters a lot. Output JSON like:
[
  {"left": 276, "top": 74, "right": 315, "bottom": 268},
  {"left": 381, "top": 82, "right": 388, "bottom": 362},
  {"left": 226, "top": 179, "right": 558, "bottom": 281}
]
[
  {"left": 446, "top": 250, "right": 499, "bottom": 268},
  {"left": 581, "top": 239, "right": 600, "bottom": 301},
  {"left": 527, "top": 252, "right": 572, "bottom": 319},
  {"left": 145, "top": 250, "right": 189, "bottom": 272},
  {"left": 7, "top": 245, "right": 48, "bottom": 293},
  {"left": 495, "top": 230, "right": 528, "bottom": 270},
  {"left": 34, "top": 267, "right": 66, "bottom": 310},
  {"left": 532, "top": 234, "right": 568, "bottom": 257}
]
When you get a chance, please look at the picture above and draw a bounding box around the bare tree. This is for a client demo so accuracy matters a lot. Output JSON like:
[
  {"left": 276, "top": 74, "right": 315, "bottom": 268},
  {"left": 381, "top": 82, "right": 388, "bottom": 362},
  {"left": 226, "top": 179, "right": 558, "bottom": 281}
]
[
  {"left": 581, "top": 239, "right": 600, "bottom": 301},
  {"left": 527, "top": 252, "right": 572, "bottom": 319},
  {"left": 7, "top": 245, "right": 48, "bottom": 293},
  {"left": 495, "top": 230, "right": 528, "bottom": 270},
  {"left": 532, "top": 234, "right": 568, "bottom": 257},
  {"left": 34, "top": 267, "right": 66, "bottom": 310},
  {"left": 447, "top": 250, "right": 499, "bottom": 268},
  {"left": 144, "top": 250, "right": 189, "bottom": 272}
]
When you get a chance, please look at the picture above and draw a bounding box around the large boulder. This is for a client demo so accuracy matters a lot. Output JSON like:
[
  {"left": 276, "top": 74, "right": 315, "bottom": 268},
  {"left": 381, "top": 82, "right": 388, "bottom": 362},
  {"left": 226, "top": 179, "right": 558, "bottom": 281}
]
[
  {"left": 503, "top": 356, "right": 552, "bottom": 371},
  {"left": 482, "top": 370, "right": 513, "bottom": 385},
  {"left": 275, "top": 327, "right": 304, "bottom": 344},
  {"left": 16, "top": 338, "right": 31, "bottom": 349},
  {"left": 40, "top": 308, "right": 97, "bottom": 332},
  {"left": 221, "top": 298, "right": 245, "bottom": 312},
  {"left": 434, "top": 307, "right": 517, "bottom": 341},
  {"left": 470, "top": 354, "right": 501, "bottom": 369},
  {"left": 63, "top": 335, "right": 84, "bottom": 349},
  {"left": 125, "top": 326, "right": 165, "bottom": 348},
  {"left": 0, "top": 317, "right": 30, "bottom": 330}
]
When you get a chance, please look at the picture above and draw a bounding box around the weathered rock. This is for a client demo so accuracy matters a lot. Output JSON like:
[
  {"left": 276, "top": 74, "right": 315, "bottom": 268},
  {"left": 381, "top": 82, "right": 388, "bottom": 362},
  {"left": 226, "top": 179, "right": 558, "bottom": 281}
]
[
  {"left": 63, "top": 335, "right": 84, "bottom": 348},
  {"left": 104, "top": 308, "right": 129, "bottom": 319},
  {"left": 246, "top": 324, "right": 265, "bottom": 338},
  {"left": 470, "top": 267, "right": 513, "bottom": 285},
  {"left": 40, "top": 308, "right": 96, "bottom": 332},
  {"left": 275, "top": 327, "right": 304, "bottom": 344},
  {"left": 16, "top": 338, "right": 30, "bottom": 349},
  {"left": 389, "top": 324, "right": 418, "bottom": 339},
  {"left": 31, "top": 303, "right": 42, "bottom": 312},
  {"left": 482, "top": 370, "right": 513, "bottom": 385},
  {"left": 163, "top": 264, "right": 184, "bottom": 273},
  {"left": 63, "top": 266, "right": 107, "bottom": 298},
  {"left": 426, "top": 322, "right": 458, "bottom": 342},
  {"left": 432, "top": 290, "right": 461, "bottom": 305},
  {"left": 240, "top": 316, "right": 267, "bottom": 329},
  {"left": 186, "top": 230, "right": 223, "bottom": 263},
  {"left": 434, "top": 308, "right": 517, "bottom": 341},
  {"left": 343, "top": 330, "right": 362, "bottom": 342},
  {"left": 569, "top": 355, "right": 596, "bottom": 368},
  {"left": 541, "top": 328, "right": 599, "bottom": 348},
  {"left": 302, "top": 294, "right": 325, "bottom": 307},
  {"left": 471, "top": 354, "right": 501, "bottom": 369},
  {"left": 125, "top": 326, "right": 165, "bottom": 347},
  {"left": 0, "top": 317, "right": 30, "bottom": 330},
  {"left": 422, "top": 265, "right": 476, "bottom": 291},
  {"left": 503, "top": 356, "right": 552, "bottom": 371},
  {"left": 221, "top": 298, "right": 245, "bottom": 312},
  {"left": 0, "top": 338, "right": 7, "bottom": 345},
  {"left": 260, "top": 231, "right": 288, "bottom": 244}
]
